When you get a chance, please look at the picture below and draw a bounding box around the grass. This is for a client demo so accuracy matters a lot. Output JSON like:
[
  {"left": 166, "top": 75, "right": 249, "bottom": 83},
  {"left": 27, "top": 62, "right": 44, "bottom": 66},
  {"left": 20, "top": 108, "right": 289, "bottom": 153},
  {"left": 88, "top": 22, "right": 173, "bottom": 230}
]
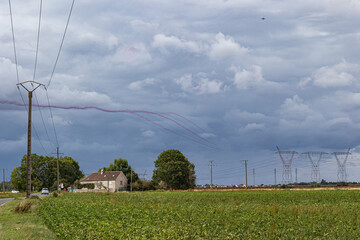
[
  {"left": 0, "top": 192, "right": 26, "bottom": 199},
  {"left": 0, "top": 199, "right": 57, "bottom": 240},
  {"left": 39, "top": 190, "right": 360, "bottom": 239}
]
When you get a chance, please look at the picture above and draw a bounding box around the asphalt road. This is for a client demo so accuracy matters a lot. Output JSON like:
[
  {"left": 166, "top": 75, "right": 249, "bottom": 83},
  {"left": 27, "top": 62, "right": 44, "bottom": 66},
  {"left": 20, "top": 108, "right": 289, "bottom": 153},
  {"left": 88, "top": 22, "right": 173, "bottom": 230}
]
[
  {"left": 0, "top": 193, "right": 44, "bottom": 206},
  {"left": 0, "top": 198, "right": 14, "bottom": 206}
]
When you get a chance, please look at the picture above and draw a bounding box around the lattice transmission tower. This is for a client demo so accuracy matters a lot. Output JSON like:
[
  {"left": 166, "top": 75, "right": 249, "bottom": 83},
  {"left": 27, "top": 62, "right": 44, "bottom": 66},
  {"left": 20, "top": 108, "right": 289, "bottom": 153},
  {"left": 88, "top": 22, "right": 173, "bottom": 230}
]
[
  {"left": 332, "top": 148, "right": 351, "bottom": 182},
  {"left": 302, "top": 152, "right": 328, "bottom": 183},
  {"left": 276, "top": 146, "right": 298, "bottom": 184}
]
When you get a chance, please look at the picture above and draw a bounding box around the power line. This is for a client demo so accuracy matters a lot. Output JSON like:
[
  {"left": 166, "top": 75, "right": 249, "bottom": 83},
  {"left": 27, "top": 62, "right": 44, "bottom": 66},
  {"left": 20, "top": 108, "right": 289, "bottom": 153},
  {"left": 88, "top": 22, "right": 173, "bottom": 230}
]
[
  {"left": 33, "top": 0, "right": 43, "bottom": 82},
  {"left": 45, "top": 89, "right": 59, "bottom": 147},
  {"left": 47, "top": 0, "right": 75, "bottom": 88},
  {"left": 33, "top": 90, "right": 55, "bottom": 150},
  {"left": 8, "top": 0, "right": 19, "bottom": 84}
]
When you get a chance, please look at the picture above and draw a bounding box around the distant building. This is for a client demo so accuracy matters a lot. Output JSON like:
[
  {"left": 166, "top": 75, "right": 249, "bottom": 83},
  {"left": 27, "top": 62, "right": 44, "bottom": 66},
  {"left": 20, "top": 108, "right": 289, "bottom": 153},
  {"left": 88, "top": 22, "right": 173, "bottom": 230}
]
[{"left": 80, "top": 169, "right": 127, "bottom": 192}]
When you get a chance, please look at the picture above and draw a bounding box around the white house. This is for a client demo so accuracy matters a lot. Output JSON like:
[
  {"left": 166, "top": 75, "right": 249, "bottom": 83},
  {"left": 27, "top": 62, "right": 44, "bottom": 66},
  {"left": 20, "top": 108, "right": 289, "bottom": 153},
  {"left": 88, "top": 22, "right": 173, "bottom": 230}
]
[{"left": 80, "top": 169, "right": 128, "bottom": 192}]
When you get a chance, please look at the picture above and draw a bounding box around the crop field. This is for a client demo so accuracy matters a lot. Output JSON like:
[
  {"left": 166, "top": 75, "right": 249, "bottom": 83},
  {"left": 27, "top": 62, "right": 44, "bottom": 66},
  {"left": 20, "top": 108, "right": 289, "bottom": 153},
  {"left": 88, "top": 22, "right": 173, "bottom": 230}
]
[{"left": 39, "top": 190, "right": 360, "bottom": 239}]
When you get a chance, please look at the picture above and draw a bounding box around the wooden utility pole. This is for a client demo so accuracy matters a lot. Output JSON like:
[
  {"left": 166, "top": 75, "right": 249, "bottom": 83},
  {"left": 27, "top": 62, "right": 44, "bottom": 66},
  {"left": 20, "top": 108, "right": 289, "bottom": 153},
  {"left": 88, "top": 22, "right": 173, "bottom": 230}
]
[
  {"left": 17, "top": 81, "right": 44, "bottom": 198},
  {"left": 209, "top": 160, "right": 214, "bottom": 189},
  {"left": 242, "top": 160, "right": 248, "bottom": 188},
  {"left": 52, "top": 147, "right": 63, "bottom": 192}
]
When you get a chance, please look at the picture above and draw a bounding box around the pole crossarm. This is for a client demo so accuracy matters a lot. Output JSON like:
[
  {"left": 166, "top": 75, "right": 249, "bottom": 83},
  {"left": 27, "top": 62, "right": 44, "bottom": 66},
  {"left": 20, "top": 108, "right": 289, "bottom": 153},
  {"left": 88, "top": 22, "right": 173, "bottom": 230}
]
[{"left": 17, "top": 81, "right": 45, "bottom": 93}]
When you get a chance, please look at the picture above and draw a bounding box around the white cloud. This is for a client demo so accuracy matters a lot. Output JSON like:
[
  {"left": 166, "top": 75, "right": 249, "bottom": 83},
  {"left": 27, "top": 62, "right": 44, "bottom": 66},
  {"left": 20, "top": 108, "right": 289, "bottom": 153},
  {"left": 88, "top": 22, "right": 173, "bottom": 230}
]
[
  {"left": 224, "top": 109, "right": 267, "bottom": 122},
  {"left": 0, "top": 57, "right": 30, "bottom": 98},
  {"left": 128, "top": 78, "right": 159, "bottom": 91},
  {"left": 239, "top": 123, "right": 265, "bottom": 132},
  {"left": 152, "top": 34, "right": 202, "bottom": 53},
  {"left": 51, "top": 115, "right": 73, "bottom": 127},
  {"left": 111, "top": 43, "right": 152, "bottom": 65},
  {"left": 302, "top": 60, "right": 360, "bottom": 88},
  {"left": 278, "top": 95, "right": 320, "bottom": 120},
  {"left": 175, "top": 74, "right": 223, "bottom": 95},
  {"left": 208, "top": 33, "right": 249, "bottom": 61},
  {"left": 230, "top": 65, "right": 279, "bottom": 90},
  {"left": 142, "top": 130, "right": 155, "bottom": 137},
  {"left": 48, "top": 86, "right": 116, "bottom": 107}
]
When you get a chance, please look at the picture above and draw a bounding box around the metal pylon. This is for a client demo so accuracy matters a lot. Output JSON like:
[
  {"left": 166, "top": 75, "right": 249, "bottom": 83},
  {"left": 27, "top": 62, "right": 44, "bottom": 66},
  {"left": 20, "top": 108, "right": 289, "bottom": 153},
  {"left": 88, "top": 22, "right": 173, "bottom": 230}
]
[
  {"left": 332, "top": 148, "right": 351, "bottom": 182},
  {"left": 276, "top": 146, "right": 297, "bottom": 184},
  {"left": 302, "top": 152, "right": 327, "bottom": 183}
]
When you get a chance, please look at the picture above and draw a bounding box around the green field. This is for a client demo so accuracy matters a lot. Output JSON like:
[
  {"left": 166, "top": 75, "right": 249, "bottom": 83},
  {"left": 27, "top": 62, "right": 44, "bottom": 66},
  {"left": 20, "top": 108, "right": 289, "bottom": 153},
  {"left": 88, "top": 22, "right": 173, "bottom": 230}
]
[{"left": 38, "top": 190, "right": 360, "bottom": 239}]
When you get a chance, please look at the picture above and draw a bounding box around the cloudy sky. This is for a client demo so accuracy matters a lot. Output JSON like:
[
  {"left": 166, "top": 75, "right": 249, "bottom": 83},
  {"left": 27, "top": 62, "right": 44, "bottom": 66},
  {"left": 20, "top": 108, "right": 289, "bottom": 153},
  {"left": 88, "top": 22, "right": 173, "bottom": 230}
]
[{"left": 1, "top": 0, "right": 360, "bottom": 185}]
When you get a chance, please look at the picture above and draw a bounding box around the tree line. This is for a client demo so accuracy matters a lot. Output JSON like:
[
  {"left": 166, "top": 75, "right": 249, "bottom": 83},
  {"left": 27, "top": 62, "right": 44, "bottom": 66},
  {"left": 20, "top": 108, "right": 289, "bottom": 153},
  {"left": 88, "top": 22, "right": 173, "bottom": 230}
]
[{"left": 10, "top": 149, "right": 196, "bottom": 192}]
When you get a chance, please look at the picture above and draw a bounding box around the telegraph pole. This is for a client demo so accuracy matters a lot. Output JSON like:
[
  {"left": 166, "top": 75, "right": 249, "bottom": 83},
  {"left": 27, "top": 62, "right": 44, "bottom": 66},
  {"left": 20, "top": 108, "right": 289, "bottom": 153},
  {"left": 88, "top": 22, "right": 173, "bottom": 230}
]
[
  {"left": 295, "top": 168, "right": 298, "bottom": 183},
  {"left": 274, "top": 168, "right": 277, "bottom": 186},
  {"left": 52, "top": 147, "right": 63, "bottom": 192},
  {"left": 209, "top": 160, "right": 214, "bottom": 189},
  {"left": 17, "top": 81, "right": 44, "bottom": 198},
  {"left": 253, "top": 168, "right": 255, "bottom": 186},
  {"left": 242, "top": 160, "right": 248, "bottom": 188}
]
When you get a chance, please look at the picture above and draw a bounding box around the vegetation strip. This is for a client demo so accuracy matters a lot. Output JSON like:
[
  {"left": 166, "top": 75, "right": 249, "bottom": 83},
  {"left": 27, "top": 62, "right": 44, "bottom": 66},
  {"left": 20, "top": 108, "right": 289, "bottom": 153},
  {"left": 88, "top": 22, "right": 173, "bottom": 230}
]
[
  {"left": 0, "top": 199, "right": 57, "bottom": 240},
  {"left": 39, "top": 190, "right": 360, "bottom": 239}
]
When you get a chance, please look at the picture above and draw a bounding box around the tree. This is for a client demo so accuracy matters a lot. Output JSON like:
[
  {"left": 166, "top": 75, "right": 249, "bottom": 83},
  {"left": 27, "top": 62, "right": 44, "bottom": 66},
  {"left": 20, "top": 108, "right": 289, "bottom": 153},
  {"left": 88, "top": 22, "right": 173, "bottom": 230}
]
[
  {"left": 11, "top": 154, "right": 83, "bottom": 192},
  {"left": 101, "top": 157, "right": 138, "bottom": 184},
  {"left": 152, "top": 149, "right": 196, "bottom": 190}
]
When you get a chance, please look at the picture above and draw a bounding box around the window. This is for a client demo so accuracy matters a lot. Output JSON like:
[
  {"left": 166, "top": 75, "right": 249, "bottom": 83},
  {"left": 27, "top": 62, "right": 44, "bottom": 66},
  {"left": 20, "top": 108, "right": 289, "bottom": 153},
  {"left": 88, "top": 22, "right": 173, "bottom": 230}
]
[{"left": 120, "top": 181, "right": 123, "bottom": 186}]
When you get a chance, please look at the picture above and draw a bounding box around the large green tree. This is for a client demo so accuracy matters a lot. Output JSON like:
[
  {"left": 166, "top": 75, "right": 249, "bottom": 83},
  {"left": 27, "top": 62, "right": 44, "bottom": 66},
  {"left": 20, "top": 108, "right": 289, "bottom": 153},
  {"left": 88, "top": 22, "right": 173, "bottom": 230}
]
[
  {"left": 152, "top": 149, "right": 196, "bottom": 189},
  {"left": 11, "top": 154, "right": 84, "bottom": 192},
  {"left": 100, "top": 157, "right": 138, "bottom": 184}
]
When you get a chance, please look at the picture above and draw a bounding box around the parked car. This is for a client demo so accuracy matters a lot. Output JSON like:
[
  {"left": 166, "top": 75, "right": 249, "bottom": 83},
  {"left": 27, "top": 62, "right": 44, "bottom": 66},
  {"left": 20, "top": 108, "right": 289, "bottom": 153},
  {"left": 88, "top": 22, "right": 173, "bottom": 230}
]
[
  {"left": 11, "top": 190, "right": 19, "bottom": 193},
  {"left": 41, "top": 188, "right": 49, "bottom": 195}
]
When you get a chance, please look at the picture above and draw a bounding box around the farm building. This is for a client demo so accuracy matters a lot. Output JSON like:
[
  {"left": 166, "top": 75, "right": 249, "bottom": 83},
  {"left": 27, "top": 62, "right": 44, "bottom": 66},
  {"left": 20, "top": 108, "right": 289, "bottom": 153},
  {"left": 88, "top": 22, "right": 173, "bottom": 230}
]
[{"left": 80, "top": 169, "right": 128, "bottom": 192}]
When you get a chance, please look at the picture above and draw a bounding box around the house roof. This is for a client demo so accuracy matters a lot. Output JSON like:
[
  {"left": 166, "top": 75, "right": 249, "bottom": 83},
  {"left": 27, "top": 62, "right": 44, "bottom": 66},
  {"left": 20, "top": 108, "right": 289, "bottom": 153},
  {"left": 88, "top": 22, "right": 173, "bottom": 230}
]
[{"left": 80, "top": 171, "right": 126, "bottom": 182}]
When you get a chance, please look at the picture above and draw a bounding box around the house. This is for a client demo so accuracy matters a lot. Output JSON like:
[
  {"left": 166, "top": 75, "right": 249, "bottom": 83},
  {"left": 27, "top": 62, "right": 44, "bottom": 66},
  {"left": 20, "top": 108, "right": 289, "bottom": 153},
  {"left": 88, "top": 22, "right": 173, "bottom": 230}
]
[{"left": 80, "top": 169, "right": 128, "bottom": 192}]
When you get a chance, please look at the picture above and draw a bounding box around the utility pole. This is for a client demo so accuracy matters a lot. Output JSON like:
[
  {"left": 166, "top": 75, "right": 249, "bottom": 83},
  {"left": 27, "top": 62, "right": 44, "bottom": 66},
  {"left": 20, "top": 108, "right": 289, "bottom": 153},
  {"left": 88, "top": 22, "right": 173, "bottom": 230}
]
[
  {"left": 295, "top": 168, "right": 298, "bottom": 183},
  {"left": 242, "top": 160, "right": 248, "bottom": 188},
  {"left": 209, "top": 160, "right": 214, "bottom": 189},
  {"left": 253, "top": 168, "right": 255, "bottom": 186},
  {"left": 130, "top": 170, "right": 133, "bottom": 192},
  {"left": 274, "top": 168, "right": 277, "bottom": 186},
  {"left": 52, "top": 147, "right": 63, "bottom": 193},
  {"left": 2, "top": 168, "right": 5, "bottom": 192},
  {"left": 17, "top": 81, "right": 44, "bottom": 198}
]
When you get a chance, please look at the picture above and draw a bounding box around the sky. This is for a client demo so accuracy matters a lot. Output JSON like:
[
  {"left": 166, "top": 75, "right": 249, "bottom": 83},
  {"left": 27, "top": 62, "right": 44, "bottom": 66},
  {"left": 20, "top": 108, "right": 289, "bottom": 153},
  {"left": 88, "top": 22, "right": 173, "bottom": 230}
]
[{"left": 1, "top": 0, "right": 360, "bottom": 186}]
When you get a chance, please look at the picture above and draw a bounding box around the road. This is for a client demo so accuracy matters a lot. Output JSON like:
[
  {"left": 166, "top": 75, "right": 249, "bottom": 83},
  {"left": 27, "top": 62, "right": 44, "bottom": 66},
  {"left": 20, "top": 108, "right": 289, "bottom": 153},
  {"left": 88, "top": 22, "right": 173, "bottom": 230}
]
[
  {"left": 0, "top": 198, "right": 14, "bottom": 206},
  {"left": 0, "top": 193, "right": 44, "bottom": 206}
]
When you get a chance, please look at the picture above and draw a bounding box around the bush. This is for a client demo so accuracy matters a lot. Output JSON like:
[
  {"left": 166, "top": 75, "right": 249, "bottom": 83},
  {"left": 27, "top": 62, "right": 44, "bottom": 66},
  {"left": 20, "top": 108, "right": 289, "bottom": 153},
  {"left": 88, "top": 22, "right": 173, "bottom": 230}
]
[
  {"left": 52, "top": 192, "right": 58, "bottom": 198},
  {"left": 30, "top": 195, "right": 40, "bottom": 199},
  {"left": 14, "top": 201, "right": 33, "bottom": 213}
]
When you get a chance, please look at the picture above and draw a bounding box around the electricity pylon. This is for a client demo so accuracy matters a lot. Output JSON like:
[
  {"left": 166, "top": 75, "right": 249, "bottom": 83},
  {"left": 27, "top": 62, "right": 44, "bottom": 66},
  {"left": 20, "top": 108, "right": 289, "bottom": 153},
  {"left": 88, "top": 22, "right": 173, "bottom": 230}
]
[
  {"left": 302, "top": 152, "right": 328, "bottom": 183},
  {"left": 332, "top": 148, "right": 351, "bottom": 182},
  {"left": 276, "top": 146, "right": 297, "bottom": 184}
]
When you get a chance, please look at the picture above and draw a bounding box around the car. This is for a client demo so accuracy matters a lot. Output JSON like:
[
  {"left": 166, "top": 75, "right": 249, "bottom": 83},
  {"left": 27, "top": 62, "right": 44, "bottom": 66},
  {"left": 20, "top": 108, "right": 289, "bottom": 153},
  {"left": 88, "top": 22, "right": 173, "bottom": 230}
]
[
  {"left": 41, "top": 188, "right": 49, "bottom": 195},
  {"left": 11, "top": 190, "right": 19, "bottom": 193}
]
